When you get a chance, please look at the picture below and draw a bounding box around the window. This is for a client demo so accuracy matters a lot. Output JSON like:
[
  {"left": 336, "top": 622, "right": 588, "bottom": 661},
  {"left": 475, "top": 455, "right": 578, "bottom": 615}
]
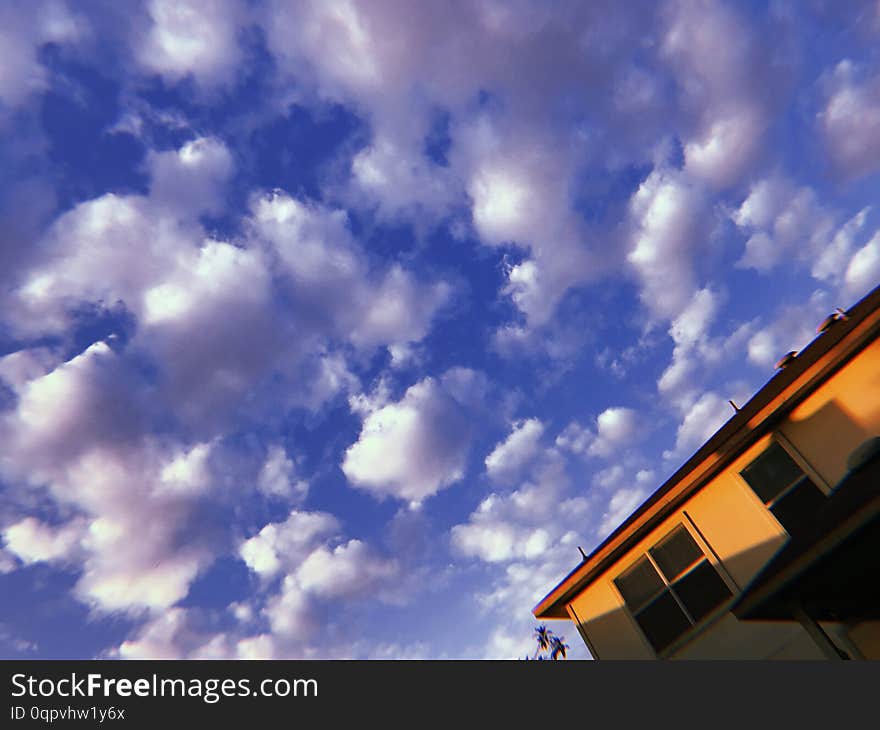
[
  {"left": 740, "top": 440, "right": 826, "bottom": 536},
  {"left": 614, "top": 525, "right": 733, "bottom": 654}
]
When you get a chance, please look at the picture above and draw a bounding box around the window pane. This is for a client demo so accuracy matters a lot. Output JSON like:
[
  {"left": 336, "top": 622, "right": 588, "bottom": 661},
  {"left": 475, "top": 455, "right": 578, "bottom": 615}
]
[
  {"left": 614, "top": 557, "right": 664, "bottom": 611},
  {"left": 741, "top": 441, "right": 805, "bottom": 503},
  {"left": 673, "top": 560, "right": 733, "bottom": 623},
  {"left": 649, "top": 526, "right": 703, "bottom": 582},
  {"left": 635, "top": 591, "right": 692, "bottom": 653},
  {"left": 770, "top": 476, "right": 826, "bottom": 535}
]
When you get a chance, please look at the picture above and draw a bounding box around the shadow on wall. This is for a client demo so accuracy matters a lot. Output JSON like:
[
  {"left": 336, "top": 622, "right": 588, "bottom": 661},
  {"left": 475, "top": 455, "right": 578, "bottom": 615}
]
[{"left": 782, "top": 399, "right": 872, "bottom": 486}]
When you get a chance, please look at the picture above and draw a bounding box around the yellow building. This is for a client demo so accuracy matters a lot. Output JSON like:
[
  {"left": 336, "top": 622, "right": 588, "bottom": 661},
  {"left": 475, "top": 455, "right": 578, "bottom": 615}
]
[{"left": 534, "top": 285, "right": 880, "bottom": 659}]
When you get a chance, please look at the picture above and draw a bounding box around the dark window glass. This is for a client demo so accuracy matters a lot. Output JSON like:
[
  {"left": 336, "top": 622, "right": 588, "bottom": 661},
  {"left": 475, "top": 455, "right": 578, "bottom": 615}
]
[
  {"left": 614, "top": 557, "right": 664, "bottom": 611},
  {"left": 741, "top": 441, "right": 804, "bottom": 503},
  {"left": 673, "top": 561, "right": 733, "bottom": 623},
  {"left": 649, "top": 526, "right": 703, "bottom": 582},
  {"left": 635, "top": 592, "right": 692, "bottom": 653},
  {"left": 770, "top": 476, "right": 826, "bottom": 535},
  {"left": 616, "top": 526, "right": 737, "bottom": 654}
]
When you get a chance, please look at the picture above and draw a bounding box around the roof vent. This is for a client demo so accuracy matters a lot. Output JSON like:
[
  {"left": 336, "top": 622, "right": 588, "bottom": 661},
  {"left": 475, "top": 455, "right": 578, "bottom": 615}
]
[
  {"left": 818, "top": 307, "right": 851, "bottom": 333},
  {"left": 817, "top": 313, "right": 839, "bottom": 334},
  {"left": 775, "top": 351, "right": 797, "bottom": 370}
]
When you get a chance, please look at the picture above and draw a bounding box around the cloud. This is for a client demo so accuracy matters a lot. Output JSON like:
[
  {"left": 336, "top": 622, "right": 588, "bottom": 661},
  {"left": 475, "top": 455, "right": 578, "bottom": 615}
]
[
  {"left": 819, "top": 60, "right": 880, "bottom": 180},
  {"left": 811, "top": 207, "right": 872, "bottom": 285},
  {"left": 262, "top": 0, "right": 661, "bottom": 330},
  {"left": 661, "top": 0, "right": 780, "bottom": 188},
  {"left": 552, "top": 407, "right": 641, "bottom": 462},
  {"left": 670, "top": 391, "right": 729, "bottom": 456},
  {"left": 554, "top": 421, "right": 593, "bottom": 456},
  {"left": 11, "top": 156, "right": 449, "bottom": 431},
  {"left": 2, "top": 517, "right": 85, "bottom": 565},
  {"left": 451, "top": 453, "right": 583, "bottom": 564},
  {"left": 257, "top": 446, "right": 308, "bottom": 502},
  {"left": 249, "top": 191, "right": 450, "bottom": 352},
  {"left": 137, "top": 0, "right": 246, "bottom": 88},
  {"left": 732, "top": 177, "right": 834, "bottom": 273},
  {"left": 238, "top": 509, "right": 399, "bottom": 648},
  {"left": 0, "top": 343, "right": 229, "bottom": 614},
  {"left": 295, "top": 539, "right": 398, "bottom": 599},
  {"left": 0, "top": 1, "right": 88, "bottom": 109},
  {"left": 484, "top": 418, "right": 544, "bottom": 484},
  {"left": 628, "top": 168, "right": 708, "bottom": 321},
  {"left": 596, "top": 483, "right": 649, "bottom": 539},
  {"left": 147, "top": 137, "right": 234, "bottom": 215},
  {"left": 239, "top": 510, "right": 339, "bottom": 579},
  {"left": 342, "top": 372, "right": 479, "bottom": 503},
  {"left": 657, "top": 287, "right": 721, "bottom": 401},
  {"left": 589, "top": 407, "right": 639, "bottom": 458},
  {"left": 844, "top": 232, "right": 880, "bottom": 299}
]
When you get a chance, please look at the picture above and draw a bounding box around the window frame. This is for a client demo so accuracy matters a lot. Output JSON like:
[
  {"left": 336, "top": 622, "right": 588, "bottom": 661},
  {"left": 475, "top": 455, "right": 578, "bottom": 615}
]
[
  {"left": 737, "top": 433, "right": 831, "bottom": 536},
  {"left": 612, "top": 521, "right": 737, "bottom": 657}
]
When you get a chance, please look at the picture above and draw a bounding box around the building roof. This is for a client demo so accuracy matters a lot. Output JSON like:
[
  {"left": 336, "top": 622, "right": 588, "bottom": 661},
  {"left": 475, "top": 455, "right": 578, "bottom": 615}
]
[{"left": 534, "top": 284, "right": 880, "bottom": 620}]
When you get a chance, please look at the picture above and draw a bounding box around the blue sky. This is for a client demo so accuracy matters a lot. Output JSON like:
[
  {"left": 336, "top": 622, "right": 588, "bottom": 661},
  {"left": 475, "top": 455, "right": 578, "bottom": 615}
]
[{"left": 1, "top": 0, "right": 879, "bottom": 659}]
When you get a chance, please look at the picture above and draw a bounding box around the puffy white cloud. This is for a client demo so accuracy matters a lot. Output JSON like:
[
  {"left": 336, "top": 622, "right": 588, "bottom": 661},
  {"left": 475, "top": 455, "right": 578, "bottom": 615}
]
[
  {"left": 662, "top": 0, "right": 778, "bottom": 188},
  {"left": 250, "top": 191, "right": 450, "bottom": 351},
  {"left": 2, "top": 517, "right": 84, "bottom": 565},
  {"left": 0, "top": 348, "right": 57, "bottom": 392},
  {"left": 596, "top": 485, "right": 649, "bottom": 539},
  {"left": 295, "top": 539, "right": 398, "bottom": 599},
  {"left": 263, "top": 0, "right": 655, "bottom": 330},
  {"left": 0, "top": 550, "right": 17, "bottom": 574},
  {"left": 819, "top": 60, "right": 880, "bottom": 180},
  {"left": 157, "top": 443, "right": 213, "bottom": 497},
  {"left": 342, "top": 372, "right": 479, "bottom": 503},
  {"left": 552, "top": 407, "right": 641, "bottom": 462},
  {"left": 452, "top": 451, "right": 587, "bottom": 564},
  {"left": 747, "top": 329, "right": 778, "bottom": 370},
  {"left": 658, "top": 287, "right": 721, "bottom": 401},
  {"left": 0, "top": 1, "right": 87, "bottom": 108},
  {"left": 461, "top": 125, "right": 593, "bottom": 327},
  {"left": 671, "top": 391, "right": 729, "bottom": 456},
  {"left": 116, "top": 608, "right": 191, "bottom": 659},
  {"left": 628, "top": 168, "right": 707, "bottom": 321},
  {"left": 484, "top": 418, "right": 544, "bottom": 484},
  {"left": 115, "top": 607, "right": 275, "bottom": 659},
  {"left": 238, "top": 510, "right": 399, "bottom": 647},
  {"left": 732, "top": 175, "right": 875, "bottom": 289},
  {"left": 352, "top": 265, "right": 450, "bottom": 349},
  {"left": 257, "top": 446, "right": 308, "bottom": 502},
  {"left": 148, "top": 137, "right": 234, "bottom": 215},
  {"left": 812, "top": 207, "right": 872, "bottom": 284},
  {"left": 452, "top": 488, "right": 561, "bottom": 564},
  {"left": 350, "top": 134, "right": 459, "bottom": 220},
  {"left": 239, "top": 510, "right": 339, "bottom": 579},
  {"left": 589, "top": 407, "right": 639, "bottom": 458},
  {"left": 0, "top": 343, "right": 232, "bottom": 614},
  {"left": 10, "top": 158, "right": 449, "bottom": 435},
  {"left": 451, "top": 520, "right": 550, "bottom": 564},
  {"left": 554, "top": 421, "right": 593, "bottom": 456},
  {"left": 732, "top": 177, "right": 834, "bottom": 273},
  {"left": 844, "top": 233, "right": 880, "bottom": 299},
  {"left": 137, "top": 0, "right": 246, "bottom": 87}
]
